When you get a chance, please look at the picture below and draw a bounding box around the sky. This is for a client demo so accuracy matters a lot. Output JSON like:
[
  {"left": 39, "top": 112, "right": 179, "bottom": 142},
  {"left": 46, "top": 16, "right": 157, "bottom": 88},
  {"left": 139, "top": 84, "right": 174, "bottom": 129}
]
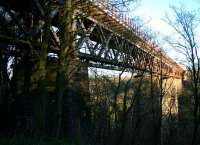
[
  {"left": 131, "top": 0, "right": 200, "bottom": 63},
  {"left": 132, "top": 0, "right": 200, "bottom": 34}
]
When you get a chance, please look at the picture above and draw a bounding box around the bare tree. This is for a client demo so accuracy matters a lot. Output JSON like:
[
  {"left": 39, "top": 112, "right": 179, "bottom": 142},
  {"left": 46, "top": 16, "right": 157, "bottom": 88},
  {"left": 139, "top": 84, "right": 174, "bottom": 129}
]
[{"left": 165, "top": 6, "right": 200, "bottom": 145}]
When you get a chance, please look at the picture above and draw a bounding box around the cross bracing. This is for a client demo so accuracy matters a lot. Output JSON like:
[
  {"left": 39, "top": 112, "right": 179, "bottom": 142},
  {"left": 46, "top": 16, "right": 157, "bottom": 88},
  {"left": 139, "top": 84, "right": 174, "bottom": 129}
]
[{"left": 74, "top": 0, "right": 184, "bottom": 78}]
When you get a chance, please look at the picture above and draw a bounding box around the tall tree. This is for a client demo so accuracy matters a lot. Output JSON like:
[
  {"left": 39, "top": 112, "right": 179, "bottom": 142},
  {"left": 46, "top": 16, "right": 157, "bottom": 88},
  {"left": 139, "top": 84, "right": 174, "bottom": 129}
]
[
  {"left": 165, "top": 6, "right": 200, "bottom": 145},
  {"left": 35, "top": 1, "right": 52, "bottom": 134}
]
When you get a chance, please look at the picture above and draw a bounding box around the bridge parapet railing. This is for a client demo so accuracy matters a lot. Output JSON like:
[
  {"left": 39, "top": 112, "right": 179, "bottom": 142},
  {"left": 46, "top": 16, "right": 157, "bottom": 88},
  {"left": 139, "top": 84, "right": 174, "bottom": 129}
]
[
  {"left": 90, "top": 0, "right": 165, "bottom": 56},
  {"left": 88, "top": 0, "right": 147, "bottom": 40}
]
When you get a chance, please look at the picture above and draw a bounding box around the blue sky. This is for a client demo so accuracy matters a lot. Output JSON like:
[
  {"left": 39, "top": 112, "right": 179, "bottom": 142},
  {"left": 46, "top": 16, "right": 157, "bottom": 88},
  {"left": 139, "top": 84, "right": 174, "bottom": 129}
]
[
  {"left": 134, "top": 0, "right": 200, "bottom": 25},
  {"left": 132, "top": 0, "right": 200, "bottom": 35},
  {"left": 131, "top": 0, "right": 200, "bottom": 63}
]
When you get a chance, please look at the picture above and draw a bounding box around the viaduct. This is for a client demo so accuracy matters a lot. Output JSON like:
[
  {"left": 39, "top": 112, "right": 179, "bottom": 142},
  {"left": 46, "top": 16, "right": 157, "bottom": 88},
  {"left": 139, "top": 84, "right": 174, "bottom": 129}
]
[{"left": 0, "top": 0, "right": 184, "bottom": 117}]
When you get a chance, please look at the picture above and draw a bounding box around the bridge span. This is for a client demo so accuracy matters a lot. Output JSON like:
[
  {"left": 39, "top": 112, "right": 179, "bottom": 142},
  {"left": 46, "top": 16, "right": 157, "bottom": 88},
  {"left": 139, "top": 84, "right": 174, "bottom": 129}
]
[{"left": 73, "top": 0, "right": 184, "bottom": 79}]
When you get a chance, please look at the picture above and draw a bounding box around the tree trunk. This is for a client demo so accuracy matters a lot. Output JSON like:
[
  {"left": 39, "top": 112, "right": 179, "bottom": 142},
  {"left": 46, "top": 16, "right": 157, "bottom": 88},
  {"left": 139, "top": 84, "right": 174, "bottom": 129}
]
[
  {"left": 53, "top": 2, "right": 80, "bottom": 145},
  {"left": 35, "top": 5, "right": 51, "bottom": 134}
]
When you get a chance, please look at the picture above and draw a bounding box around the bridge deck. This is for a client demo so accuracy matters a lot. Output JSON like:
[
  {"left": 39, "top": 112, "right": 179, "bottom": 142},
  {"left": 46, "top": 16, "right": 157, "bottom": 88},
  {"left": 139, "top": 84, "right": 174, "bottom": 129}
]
[{"left": 75, "top": 0, "right": 184, "bottom": 78}]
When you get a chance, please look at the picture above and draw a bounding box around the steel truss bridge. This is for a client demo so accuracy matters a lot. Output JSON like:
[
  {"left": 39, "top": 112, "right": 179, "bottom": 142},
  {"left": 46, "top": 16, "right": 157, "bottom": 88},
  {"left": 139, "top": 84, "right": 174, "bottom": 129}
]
[{"left": 74, "top": 0, "right": 184, "bottom": 78}]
